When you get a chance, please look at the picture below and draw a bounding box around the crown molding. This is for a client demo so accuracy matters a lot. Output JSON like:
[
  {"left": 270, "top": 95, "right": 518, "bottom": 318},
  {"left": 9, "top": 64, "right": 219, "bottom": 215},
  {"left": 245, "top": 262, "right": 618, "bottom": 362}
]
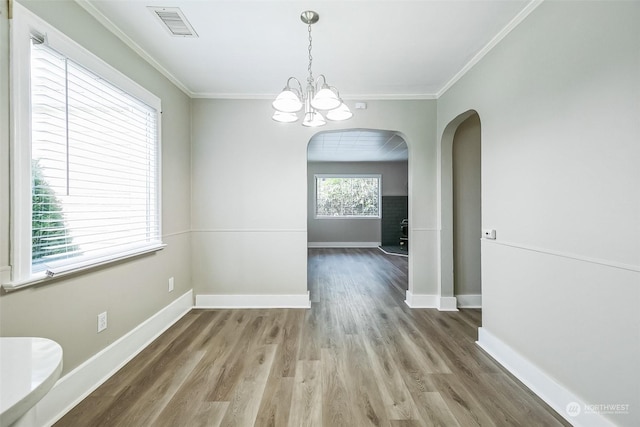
[
  {"left": 190, "top": 92, "right": 438, "bottom": 100},
  {"left": 75, "top": 0, "right": 542, "bottom": 102},
  {"left": 436, "top": 0, "right": 544, "bottom": 98},
  {"left": 190, "top": 93, "right": 278, "bottom": 100},
  {"left": 344, "top": 93, "right": 438, "bottom": 101},
  {"left": 74, "top": 0, "right": 195, "bottom": 98}
]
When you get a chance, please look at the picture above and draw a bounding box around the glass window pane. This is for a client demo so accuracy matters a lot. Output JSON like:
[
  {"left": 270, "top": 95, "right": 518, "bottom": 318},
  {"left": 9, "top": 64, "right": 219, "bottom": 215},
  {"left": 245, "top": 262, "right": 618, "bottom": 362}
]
[
  {"left": 316, "top": 176, "right": 380, "bottom": 218},
  {"left": 30, "top": 41, "right": 159, "bottom": 274}
]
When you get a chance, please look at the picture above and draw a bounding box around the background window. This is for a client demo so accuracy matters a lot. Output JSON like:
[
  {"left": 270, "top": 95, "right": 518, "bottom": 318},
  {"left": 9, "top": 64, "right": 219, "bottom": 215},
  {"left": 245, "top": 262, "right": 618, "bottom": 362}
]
[{"left": 315, "top": 175, "right": 381, "bottom": 218}]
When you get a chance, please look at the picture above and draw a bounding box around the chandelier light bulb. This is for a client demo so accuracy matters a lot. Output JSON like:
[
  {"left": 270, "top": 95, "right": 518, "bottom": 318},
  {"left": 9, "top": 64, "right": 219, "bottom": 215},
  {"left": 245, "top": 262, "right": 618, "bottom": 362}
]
[
  {"left": 272, "top": 11, "right": 352, "bottom": 127},
  {"left": 326, "top": 103, "right": 353, "bottom": 121},
  {"left": 272, "top": 89, "right": 303, "bottom": 113},
  {"left": 272, "top": 111, "right": 299, "bottom": 123},
  {"left": 311, "top": 85, "right": 341, "bottom": 111},
  {"left": 302, "top": 111, "right": 326, "bottom": 127}
]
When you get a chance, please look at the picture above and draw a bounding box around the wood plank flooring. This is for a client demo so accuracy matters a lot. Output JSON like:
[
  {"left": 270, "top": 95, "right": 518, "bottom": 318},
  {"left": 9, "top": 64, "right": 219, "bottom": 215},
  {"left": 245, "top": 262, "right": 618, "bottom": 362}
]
[{"left": 56, "top": 248, "right": 569, "bottom": 426}]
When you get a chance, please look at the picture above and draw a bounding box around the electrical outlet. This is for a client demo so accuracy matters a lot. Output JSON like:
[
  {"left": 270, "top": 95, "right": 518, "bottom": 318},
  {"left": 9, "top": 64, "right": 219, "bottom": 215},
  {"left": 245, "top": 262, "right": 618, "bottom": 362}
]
[
  {"left": 168, "top": 277, "right": 174, "bottom": 292},
  {"left": 97, "top": 311, "right": 108, "bottom": 333}
]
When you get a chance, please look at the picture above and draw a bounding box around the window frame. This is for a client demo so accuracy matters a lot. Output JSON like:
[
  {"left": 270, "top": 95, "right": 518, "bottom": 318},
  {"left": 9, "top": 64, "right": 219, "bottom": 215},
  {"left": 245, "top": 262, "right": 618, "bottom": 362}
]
[
  {"left": 314, "top": 174, "right": 382, "bottom": 219},
  {"left": 5, "top": 3, "right": 164, "bottom": 290}
]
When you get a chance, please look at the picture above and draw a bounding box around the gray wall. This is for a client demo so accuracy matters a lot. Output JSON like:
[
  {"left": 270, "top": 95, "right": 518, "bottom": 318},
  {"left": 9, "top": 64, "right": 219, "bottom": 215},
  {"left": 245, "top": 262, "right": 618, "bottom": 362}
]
[
  {"left": 438, "top": 1, "right": 640, "bottom": 424},
  {"left": 191, "top": 99, "right": 438, "bottom": 298},
  {"left": 452, "top": 114, "right": 481, "bottom": 296},
  {"left": 0, "top": 0, "right": 192, "bottom": 375},
  {"left": 4, "top": 1, "right": 636, "bottom": 424},
  {"left": 307, "top": 161, "right": 408, "bottom": 245}
]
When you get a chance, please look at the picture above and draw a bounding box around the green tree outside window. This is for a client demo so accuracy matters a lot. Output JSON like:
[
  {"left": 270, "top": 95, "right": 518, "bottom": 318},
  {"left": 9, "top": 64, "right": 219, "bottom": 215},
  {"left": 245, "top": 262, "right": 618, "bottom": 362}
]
[{"left": 32, "top": 161, "right": 77, "bottom": 264}]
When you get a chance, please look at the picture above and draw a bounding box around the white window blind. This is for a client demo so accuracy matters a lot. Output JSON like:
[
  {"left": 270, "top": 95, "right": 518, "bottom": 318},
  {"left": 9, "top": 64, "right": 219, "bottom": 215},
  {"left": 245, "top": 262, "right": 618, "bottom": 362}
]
[
  {"left": 30, "top": 40, "right": 161, "bottom": 276},
  {"left": 315, "top": 175, "right": 381, "bottom": 218}
]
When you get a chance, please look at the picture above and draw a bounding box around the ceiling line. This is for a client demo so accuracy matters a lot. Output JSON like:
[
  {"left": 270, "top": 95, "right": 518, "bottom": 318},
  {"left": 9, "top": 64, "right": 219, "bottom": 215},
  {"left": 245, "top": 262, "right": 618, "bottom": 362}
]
[
  {"left": 74, "top": 0, "right": 195, "bottom": 97},
  {"left": 190, "top": 93, "right": 440, "bottom": 100},
  {"left": 436, "top": 0, "right": 544, "bottom": 98},
  {"left": 75, "top": 0, "right": 544, "bottom": 102}
]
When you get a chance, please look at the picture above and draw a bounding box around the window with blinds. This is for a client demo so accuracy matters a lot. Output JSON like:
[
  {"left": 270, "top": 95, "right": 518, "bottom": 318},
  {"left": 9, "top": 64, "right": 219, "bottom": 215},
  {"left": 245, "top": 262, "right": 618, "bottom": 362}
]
[{"left": 30, "top": 40, "right": 161, "bottom": 276}]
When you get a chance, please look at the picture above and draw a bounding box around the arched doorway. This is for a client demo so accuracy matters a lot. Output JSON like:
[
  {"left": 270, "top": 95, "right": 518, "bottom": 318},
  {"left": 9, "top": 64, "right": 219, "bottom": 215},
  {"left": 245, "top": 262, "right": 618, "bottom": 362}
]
[
  {"left": 452, "top": 114, "right": 482, "bottom": 307},
  {"left": 437, "top": 110, "right": 481, "bottom": 310},
  {"left": 306, "top": 128, "right": 410, "bottom": 297}
]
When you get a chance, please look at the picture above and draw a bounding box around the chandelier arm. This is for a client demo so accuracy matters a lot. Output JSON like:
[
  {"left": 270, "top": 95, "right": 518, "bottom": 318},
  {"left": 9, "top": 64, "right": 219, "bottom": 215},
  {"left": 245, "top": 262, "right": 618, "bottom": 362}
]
[
  {"left": 314, "top": 74, "right": 328, "bottom": 90},
  {"left": 274, "top": 10, "right": 350, "bottom": 127},
  {"left": 329, "top": 85, "right": 342, "bottom": 100},
  {"left": 286, "top": 76, "right": 304, "bottom": 97}
]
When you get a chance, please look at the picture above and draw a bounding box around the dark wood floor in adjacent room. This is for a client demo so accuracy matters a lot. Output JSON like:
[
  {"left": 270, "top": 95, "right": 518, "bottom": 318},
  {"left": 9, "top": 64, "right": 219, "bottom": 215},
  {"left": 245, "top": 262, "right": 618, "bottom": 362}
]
[{"left": 56, "top": 248, "right": 568, "bottom": 426}]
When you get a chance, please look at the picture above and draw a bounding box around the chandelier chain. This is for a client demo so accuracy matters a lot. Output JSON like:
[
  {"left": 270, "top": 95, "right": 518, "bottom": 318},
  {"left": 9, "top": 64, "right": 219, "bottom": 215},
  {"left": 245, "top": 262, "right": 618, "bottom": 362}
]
[
  {"left": 307, "top": 24, "right": 314, "bottom": 85},
  {"left": 272, "top": 11, "right": 352, "bottom": 126}
]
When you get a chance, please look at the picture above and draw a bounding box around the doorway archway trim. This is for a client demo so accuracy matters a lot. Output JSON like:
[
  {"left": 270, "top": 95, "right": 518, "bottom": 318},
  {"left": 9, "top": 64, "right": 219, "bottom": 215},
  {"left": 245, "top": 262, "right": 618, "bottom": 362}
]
[{"left": 437, "top": 109, "right": 480, "bottom": 311}]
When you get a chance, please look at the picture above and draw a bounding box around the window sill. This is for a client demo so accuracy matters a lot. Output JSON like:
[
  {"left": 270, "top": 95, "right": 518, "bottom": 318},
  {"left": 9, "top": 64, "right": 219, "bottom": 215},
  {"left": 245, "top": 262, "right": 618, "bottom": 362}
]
[{"left": 1, "top": 243, "right": 166, "bottom": 292}]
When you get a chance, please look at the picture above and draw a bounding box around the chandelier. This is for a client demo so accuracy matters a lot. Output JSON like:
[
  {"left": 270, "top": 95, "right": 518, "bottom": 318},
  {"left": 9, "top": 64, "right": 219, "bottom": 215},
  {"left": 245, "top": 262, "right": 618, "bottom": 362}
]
[{"left": 272, "top": 11, "right": 352, "bottom": 127}]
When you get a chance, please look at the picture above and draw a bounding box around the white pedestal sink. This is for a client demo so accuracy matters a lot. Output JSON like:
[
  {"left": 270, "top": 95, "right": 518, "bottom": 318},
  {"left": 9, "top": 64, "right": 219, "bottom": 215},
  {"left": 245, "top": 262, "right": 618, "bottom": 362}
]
[{"left": 0, "top": 338, "right": 63, "bottom": 427}]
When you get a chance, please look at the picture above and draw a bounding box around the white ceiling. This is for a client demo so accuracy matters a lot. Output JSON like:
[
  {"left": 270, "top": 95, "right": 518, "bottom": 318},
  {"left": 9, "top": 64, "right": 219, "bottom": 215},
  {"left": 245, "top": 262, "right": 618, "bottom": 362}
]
[
  {"left": 78, "top": 0, "right": 535, "bottom": 162},
  {"left": 308, "top": 129, "right": 407, "bottom": 162},
  {"left": 80, "top": 0, "right": 534, "bottom": 99}
]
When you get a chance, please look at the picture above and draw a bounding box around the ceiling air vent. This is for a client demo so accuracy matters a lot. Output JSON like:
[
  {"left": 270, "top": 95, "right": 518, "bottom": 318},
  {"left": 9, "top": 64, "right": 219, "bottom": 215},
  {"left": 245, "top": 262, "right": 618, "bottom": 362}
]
[{"left": 148, "top": 7, "right": 198, "bottom": 38}]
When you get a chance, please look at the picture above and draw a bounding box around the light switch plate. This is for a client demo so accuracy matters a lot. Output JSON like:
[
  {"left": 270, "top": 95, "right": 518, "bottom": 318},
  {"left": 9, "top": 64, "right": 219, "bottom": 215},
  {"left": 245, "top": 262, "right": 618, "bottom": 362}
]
[{"left": 483, "top": 229, "right": 496, "bottom": 240}]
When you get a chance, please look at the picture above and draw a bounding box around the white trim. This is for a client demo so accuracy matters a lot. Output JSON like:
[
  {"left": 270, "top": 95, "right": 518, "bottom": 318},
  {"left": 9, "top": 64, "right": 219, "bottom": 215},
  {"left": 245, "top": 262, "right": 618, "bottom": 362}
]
[
  {"left": 72, "top": 1, "right": 540, "bottom": 102},
  {"left": 13, "top": 290, "right": 194, "bottom": 427},
  {"left": 476, "top": 327, "right": 616, "bottom": 427},
  {"left": 9, "top": 3, "right": 163, "bottom": 287},
  {"left": 72, "top": 0, "right": 540, "bottom": 102},
  {"left": 404, "top": 291, "right": 438, "bottom": 308},
  {"left": 437, "top": 0, "right": 545, "bottom": 98},
  {"left": 342, "top": 93, "right": 438, "bottom": 101},
  {"left": 2, "top": 244, "right": 166, "bottom": 291},
  {"left": 456, "top": 294, "right": 482, "bottom": 308},
  {"left": 162, "top": 230, "right": 192, "bottom": 238},
  {"left": 192, "top": 229, "right": 306, "bottom": 233},
  {"left": 482, "top": 239, "right": 640, "bottom": 273},
  {"left": 74, "top": 0, "right": 194, "bottom": 97},
  {"left": 377, "top": 246, "right": 408, "bottom": 258},
  {"left": 0, "top": 266, "right": 11, "bottom": 288},
  {"left": 9, "top": 3, "right": 33, "bottom": 282},
  {"left": 437, "top": 296, "right": 459, "bottom": 311},
  {"left": 190, "top": 92, "right": 439, "bottom": 100},
  {"left": 307, "top": 242, "right": 381, "bottom": 248},
  {"left": 16, "top": 4, "right": 160, "bottom": 108},
  {"left": 195, "top": 292, "right": 311, "bottom": 309}
]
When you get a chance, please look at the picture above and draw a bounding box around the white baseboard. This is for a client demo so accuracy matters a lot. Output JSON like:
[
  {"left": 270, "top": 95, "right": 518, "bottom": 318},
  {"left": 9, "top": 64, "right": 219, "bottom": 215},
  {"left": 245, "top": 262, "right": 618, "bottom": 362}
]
[
  {"left": 14, "top": 290, "right": 194, "bottom": 427},
  {"left": 377, "top": 246, "right": 408, "bottom": 257},
  {"left": 456, "top": 294, "right": 482, "bottom": 308},
  {"left": 195, "top": 292, "right": 311, "bottom": 309},
  {"left": 437, "top": 296, "right": 459, "bottom": 311},
  {"left": 477, "top": 327, "right": 615, "bottom": 427},
  {"left": 404, "top": 291, "right": 437, "bottom": 308},
  {"left": 307, "top": 241, "right": 381, "bottom": 248},
  {"left": 404, "top": 293, "right": 460, "bottom": 311}
]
